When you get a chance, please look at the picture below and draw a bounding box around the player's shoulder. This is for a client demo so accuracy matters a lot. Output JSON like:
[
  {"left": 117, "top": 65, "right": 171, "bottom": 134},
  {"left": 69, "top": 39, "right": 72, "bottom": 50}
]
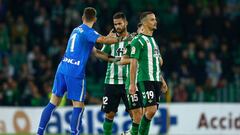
[
  {"left": 131, "top": 34, "right": 144, "bottom": 45},
  {"left": 77, "top": 24, "right": 93, "bottom": 33},
  {"left": 85, "top": 27, "right": 100, "bottom": 37},
  {"left": 132, "top": 34, "right": 142, "bottom": 40}
]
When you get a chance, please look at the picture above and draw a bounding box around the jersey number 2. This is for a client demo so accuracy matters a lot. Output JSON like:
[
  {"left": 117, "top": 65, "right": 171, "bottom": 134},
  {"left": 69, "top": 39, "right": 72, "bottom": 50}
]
[{"left": 70, "top": 33, "right": 77, "bottom": 52}]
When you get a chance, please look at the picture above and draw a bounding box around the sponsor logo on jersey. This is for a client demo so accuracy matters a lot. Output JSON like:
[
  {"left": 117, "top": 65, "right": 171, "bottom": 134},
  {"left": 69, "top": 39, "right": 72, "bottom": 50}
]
[{"left": 62, "top": 57, "right": 80, "bottom": 66}]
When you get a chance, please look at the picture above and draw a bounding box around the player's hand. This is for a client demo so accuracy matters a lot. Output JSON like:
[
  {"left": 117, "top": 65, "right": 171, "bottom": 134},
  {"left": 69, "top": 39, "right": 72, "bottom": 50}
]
[
  {"left": 129, "top": 84, "right": 137, "bottom": 95},
  {"left": 107, "top": 29, "right": 117, "bottom": 37},
  {"left": 160, "top": 76, "right": 168, "bottom": 93}
]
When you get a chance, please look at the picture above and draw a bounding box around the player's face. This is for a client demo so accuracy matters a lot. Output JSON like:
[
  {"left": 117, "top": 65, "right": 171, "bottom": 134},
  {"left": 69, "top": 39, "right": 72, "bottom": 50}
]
[
  {"left": 144, "top": 14, "right": 157, "bottom": 30},
  {"left": 113, "top": 18, "right": 127, "bottom": 34}
]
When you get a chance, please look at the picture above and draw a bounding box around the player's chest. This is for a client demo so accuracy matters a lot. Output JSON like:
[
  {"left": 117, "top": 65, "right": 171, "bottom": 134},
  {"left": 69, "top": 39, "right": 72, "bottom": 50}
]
[
  {"left": 142, "top": 42, "right": 160, "bottom": 58},
  {"left": 110, "top": 42, "right": 129, "bottom": 56}
]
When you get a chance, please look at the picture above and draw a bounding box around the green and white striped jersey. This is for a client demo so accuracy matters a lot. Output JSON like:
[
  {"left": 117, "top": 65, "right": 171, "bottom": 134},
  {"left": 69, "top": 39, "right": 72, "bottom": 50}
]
[
  {"left": 101, "top": 41, "right": 129, "bottom": 84},
  {"left": 130, "top": 33, "right": 162, "bottom": 82},
  {"left": 124, "top": 43, "right": 131, "bottom": 90}
]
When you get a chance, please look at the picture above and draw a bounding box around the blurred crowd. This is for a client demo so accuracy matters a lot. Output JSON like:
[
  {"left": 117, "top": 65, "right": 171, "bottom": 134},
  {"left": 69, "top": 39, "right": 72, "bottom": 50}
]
[{"left": 0, "top": 0, "right": 239, "bottom": 106}]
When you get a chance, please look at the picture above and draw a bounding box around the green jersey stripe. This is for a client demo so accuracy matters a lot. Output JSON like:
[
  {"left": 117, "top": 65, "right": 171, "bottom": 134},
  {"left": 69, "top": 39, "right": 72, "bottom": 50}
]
[{"left": 104, "top": 41, "right": 128, "bottom": 84}]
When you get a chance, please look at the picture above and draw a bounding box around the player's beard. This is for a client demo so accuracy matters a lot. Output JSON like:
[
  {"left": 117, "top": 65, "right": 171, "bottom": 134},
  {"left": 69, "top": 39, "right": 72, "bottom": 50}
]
[
  {"left": 116, "top": 27, "right": 126, "bottom": 35},
  {"left": 150, "top": 24, "right": 157, "bottom": 31}
]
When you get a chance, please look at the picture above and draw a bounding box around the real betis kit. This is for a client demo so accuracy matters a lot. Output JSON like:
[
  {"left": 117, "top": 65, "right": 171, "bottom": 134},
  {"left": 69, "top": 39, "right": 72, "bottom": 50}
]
[
  {"left": 130, "top": 33, "right": 163, "bottom": 135},
  {"left": 130, "top": 33, "right": 163, "bottom": 107},
  {"left": 101, "top": 40, "right": 130, "bottom": 113}
]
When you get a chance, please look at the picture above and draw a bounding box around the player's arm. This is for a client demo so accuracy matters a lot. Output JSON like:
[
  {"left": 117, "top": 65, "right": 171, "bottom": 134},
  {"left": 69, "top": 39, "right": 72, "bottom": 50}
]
[
  {"left": 96, "top": 29, "right": 122, "bottom": 44},
  {"left": 96, "top": 36, "right": 122, "bottom": 45},
  {"left": 116, "top": 55, "right": 131, "bottom": 65},
  {"left": 159, "top": 56, "right": 167, "bottom": 93},
  {"left": 92, "top": 47, "right": 109, "bottom": 61},
  {"left": 129, "top": 58, "right": 138, "bottom": 94},
  {"left": 160, "top": 75, "right": 168, "bottom": 93},
  {"left": 160, "top": 57, "right": 163, "bottom": 66},
  {"left": 129, "top": 39, "right": 142, "bottom": 94},
  {"left": 87, "top": 29, "right": 122, "bottom": 45},
  {"left": 92, "top": 47, "right": 119, "bottom": 62}
]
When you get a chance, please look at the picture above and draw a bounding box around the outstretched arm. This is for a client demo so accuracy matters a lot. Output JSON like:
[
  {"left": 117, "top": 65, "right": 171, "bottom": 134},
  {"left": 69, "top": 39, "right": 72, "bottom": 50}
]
[
  {"left": 96, "top": 36, "right": 122, "bottom": 44},
  {"left": 92, "top": 47, "right": 120, "bottom": 62},
  {"left": 96, "top": 29, "right": 122, "bottom": 44},
  {"left": 115, "top": 55, "right": 131, "bottom": 65}
]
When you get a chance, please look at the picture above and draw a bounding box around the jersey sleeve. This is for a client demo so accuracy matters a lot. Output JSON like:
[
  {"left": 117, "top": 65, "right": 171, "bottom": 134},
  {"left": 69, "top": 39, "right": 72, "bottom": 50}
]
[
  {"left": 130, "top": 39, "right": 143, "bottom": 59},
  {"left": 101, "top": 44, "right": 111, "bottom": 54},
  {"left": 86, "top": 30, "right": 100, "bottom": 43}
]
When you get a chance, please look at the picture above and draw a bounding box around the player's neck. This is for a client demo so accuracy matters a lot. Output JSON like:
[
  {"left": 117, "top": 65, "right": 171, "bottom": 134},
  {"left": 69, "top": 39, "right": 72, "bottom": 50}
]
[
  {"left": 142, "top": 28, "right": 153, "bottom": 36},
  {"left": 83, "top": 22, "right": 94, "bottom": 28},
  {"left": 118, "top": 31, "right": 128, "bottom": 37}
]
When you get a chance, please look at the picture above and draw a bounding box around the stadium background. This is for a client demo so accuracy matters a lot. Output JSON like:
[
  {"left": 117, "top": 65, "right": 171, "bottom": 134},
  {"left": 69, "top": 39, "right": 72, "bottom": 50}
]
[{"left": 0, "top": 0, "right": 239, "bottom": 134}]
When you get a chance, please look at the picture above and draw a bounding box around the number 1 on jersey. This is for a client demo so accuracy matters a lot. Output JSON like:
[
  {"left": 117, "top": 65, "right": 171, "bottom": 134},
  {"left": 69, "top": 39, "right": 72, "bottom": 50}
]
[{"left": 70, "top": 33, "right": 77, "bottom": 52}]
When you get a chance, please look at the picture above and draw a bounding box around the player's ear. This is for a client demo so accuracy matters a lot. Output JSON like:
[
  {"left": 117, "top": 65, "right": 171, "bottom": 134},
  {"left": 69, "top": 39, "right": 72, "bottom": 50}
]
[
  {"left": 94, "top": 17, "right": 97, "bottom": 23},
  {"left": 82, "top": 16, "right": 84, "bottom": 22},
  {"left": 125, "top": 20, "right": 128, "bottom": 26}
]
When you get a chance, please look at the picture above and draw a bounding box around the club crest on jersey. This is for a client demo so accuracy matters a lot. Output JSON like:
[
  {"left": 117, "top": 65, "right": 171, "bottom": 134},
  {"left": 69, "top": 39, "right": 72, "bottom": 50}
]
[
  {"left": 131, "top": 46, "right": 136, "bottom": 54},
  {"left": 116, "top": 47, "right": 124, "bottom": 56}
]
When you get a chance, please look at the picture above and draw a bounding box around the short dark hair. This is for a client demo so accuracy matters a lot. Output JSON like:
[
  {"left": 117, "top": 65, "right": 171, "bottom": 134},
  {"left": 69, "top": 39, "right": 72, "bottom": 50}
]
[
  {"left": 140, "top": 11, "right": 154, "bottom": 21},
  {"left": 113, "top": 12, "right": 126, "bottom": 20},
  {"left": 83, "top": 7, "right": 97, "bottom": 22}
]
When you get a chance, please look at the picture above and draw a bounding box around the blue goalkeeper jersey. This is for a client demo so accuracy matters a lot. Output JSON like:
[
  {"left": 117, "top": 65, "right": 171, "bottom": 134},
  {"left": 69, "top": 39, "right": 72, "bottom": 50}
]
[{"left": 57, "top": 24, "right": 100, "bottom": 78}]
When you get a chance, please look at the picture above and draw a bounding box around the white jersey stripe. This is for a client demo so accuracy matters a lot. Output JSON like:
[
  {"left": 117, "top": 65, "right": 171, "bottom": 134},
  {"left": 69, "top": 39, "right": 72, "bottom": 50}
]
[
  {"left": 142, "top": 36, "right": 154, "bottom": 81},
  {"left": 151, "top": 38, "right": 160, "bottom": 81},
  {"left": 79, "top": 79, "right": 85, "bottom": 101},
  {"left": 138, "top": 39, "right": 144, "bottom": 46},
  {"left": 109, "top": 45, "right": 115, "bottom": 84},
  {"left": 118, "top": 42, "right": 124, "bottom": 84}
]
